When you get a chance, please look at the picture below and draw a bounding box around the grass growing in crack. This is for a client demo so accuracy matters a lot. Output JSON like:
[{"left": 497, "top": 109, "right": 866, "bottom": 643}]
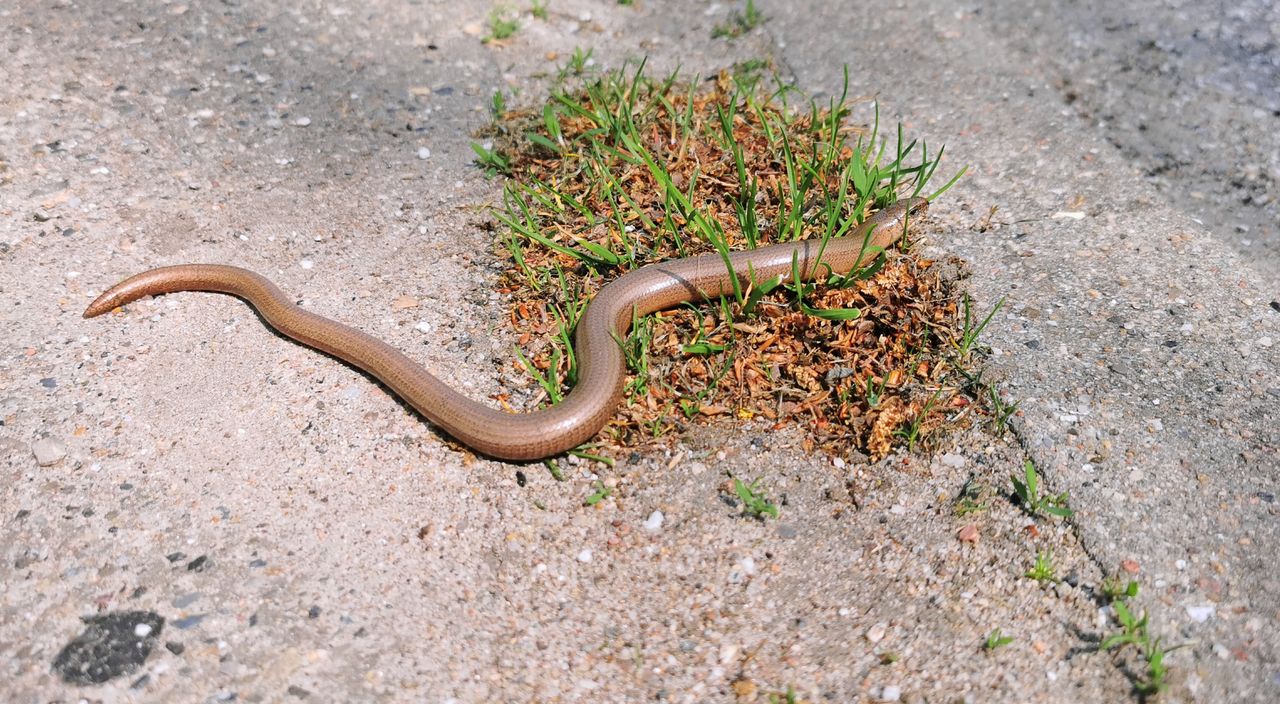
[
  {"left": 733, "top": 476, "right": 779, "bottom": 519},
  {"left": 474, "top": 59, "right": 969, "bottom": 458},
  {"left": 1025, "top": 549, "right": 1059, "bottom": 583},
  {"left": 984, "top": 628, "right": 1014, "bottom": 651},
  {"left": 1101, "top": 595, "right": 1187, "bottom": 697},
  {"left": 713, "top": 0, "right": 766, "bottom": 39},
  {"left": 1012, "top": 460, "right": 1073, "bottom": 518}
]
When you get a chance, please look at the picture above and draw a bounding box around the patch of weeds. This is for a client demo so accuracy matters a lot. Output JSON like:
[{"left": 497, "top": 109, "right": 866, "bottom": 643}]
[
  {"left": 984, "top": 628, "right": 1014, "bottom": 651},
  {"left": 530, "top": 0, "right": 549, "bottom": 20},
  {"left": 476, "top": 60, "right": 967, "bottom": 459},
  {"left": 1025, "top": 549, "right": 1058, "bottom": 583},
  {"left": 953, "top": 476, "right": 988, "bottom": 516},
  {"left": 1101, "top": 596, "right": 1187, "bottom": 697},
  {"left": 733, "top": 476, "right": 779, "bottom": 519},
  {"left": 484, "top": 6, "right": 520, "bottom": 43},
  {"left": 766, "top": 687, "right": 797, "bottom": 704},
  {"left": 1012, "top": 460, "right": 1072, "bottom": 518},
  {"left": 713, "top": 0, "right": 766, "bottom": 39}
]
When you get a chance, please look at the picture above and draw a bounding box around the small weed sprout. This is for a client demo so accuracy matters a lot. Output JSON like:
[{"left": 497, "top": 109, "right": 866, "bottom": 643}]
[
  {"left": 733, "top": 476, "right": 779, "bottom": 519},
  {"left": 484, "top": 7, "right": 520, "bottom": 42},
  {"left": 1101, "top": 577, "right": 1140, "bottom": 603},
  {"left": 953, "top": 477, "right": 988, "bottom": 516},
  {"left": 1012, "top": 460, "right": 1073, "bottom": 518},
  {"left": 987, "top": 384, "right": 1020, "bottom": 434},
  {"left": 954, "top": 294, "right": 1004, "bottom": 358},
  {"left": 712, "top": 0, "right": 765, "bottom": 39},
  {"left": 984, "top": 628, "right": 1014, "bottom": 651},
  {"left": 1025, "top": 550, "right": 1059, "bottom": 583},
  {"left": 471, "top": 142, "right": 510, "bottom": 176},
  {"left": 530, "top": 0, "right": 549, "bottom": 21},
  {"left": 583, "top": 481, "right": 612, "bottom": 506}
]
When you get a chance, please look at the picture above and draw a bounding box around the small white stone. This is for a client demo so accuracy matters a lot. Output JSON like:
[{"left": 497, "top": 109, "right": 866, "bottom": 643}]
[
  {"left": 576, "top": 549, "right": 592, "bottom": 563},
  {"left": 1187, "top": 605, "right": 1215, "bottom": 623},
  {"left": 299, "top": 259, "right": 314, "bottom": 269},
  {"left": 940, "top": 453, "right": 966, "bottom": 468},
  {"left": 293, "top": 116, "right": 312, "bottom": 127},
  {"left": 134, "top": 623, "right": 153, "bottom": 637},
  {"left": 882, "top": 684, "right": 901, "bottom": 701},
  {"left": 417, "top": 147, "right": 431, "bottom": 160},
  {"left": 414, "top": 321, "right": 433, "bottom": 333},
  {"left": 1259, "top": 336, "right": 1273, "bottom": 348},
  {"left": 865, "top": 623, "right": 887, "bottom": 643},
  {"left": 832, "top": 456, "right": 845, "bottom": 469},
  {"left": 32, "top": 437, "right": 67, "bottom": 466},
  {"left": 643, "top": 510, "right": 664, "bottom": 532},
  {"left": 1176, "top": 559, "right": 1187, "bottom": 570}
]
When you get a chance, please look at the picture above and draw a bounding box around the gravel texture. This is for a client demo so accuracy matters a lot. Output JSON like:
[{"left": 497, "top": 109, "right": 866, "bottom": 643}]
[{"left": 1, "top": 1, "right": 1276, "bottom": 702}]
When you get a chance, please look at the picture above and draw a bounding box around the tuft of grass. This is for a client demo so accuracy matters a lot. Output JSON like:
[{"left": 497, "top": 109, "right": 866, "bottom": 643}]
[
  {"left": 1025, "top": 549, "right": 1059, "bottom": 583},
  {"left": 984, "top": 628, "right": 1014, "bottom": 651},
  {"left": 484, "top": 7, "right": 520, "bottom": 43},
  {"left": 733, "top": 476, "right": 779, "bottom": 519},
  {"left": 894, "top": 387, "right": 944, "bottom": 452},
  {"left": 713, "top": 0, "right": 766, "bottom": 39},
  {"left": 953, "top": 293, "right": 1003, "bottom": 359},
  {"left": 1012, "top": 459, "right": 1073, "bottom": 518},
  {"left": 530, "top": 0, "right": 549, "bottom": 20},
  {"left": 987, "top": 384, "right": 1020, "bottom": 434}
]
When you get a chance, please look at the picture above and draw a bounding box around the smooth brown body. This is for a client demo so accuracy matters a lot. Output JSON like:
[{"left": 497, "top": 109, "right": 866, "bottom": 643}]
[{"left": 84, "top": 198, "right": 927, "bottom": 460}]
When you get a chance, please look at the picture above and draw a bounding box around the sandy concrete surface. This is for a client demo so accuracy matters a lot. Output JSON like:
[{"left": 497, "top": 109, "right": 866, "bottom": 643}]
[{"left": 1, "top": 1, "right": 1275, "bottom": 702}]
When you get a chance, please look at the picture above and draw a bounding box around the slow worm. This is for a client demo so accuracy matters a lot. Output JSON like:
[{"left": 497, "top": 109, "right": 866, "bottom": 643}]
[{"left": 84, "top": 197, "right": 927, "bottom": 460}]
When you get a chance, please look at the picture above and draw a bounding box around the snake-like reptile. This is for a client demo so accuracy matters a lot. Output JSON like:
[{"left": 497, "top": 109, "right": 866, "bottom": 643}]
[{"left": 84, "top": 197, "right": 926, "bottom": 460}]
